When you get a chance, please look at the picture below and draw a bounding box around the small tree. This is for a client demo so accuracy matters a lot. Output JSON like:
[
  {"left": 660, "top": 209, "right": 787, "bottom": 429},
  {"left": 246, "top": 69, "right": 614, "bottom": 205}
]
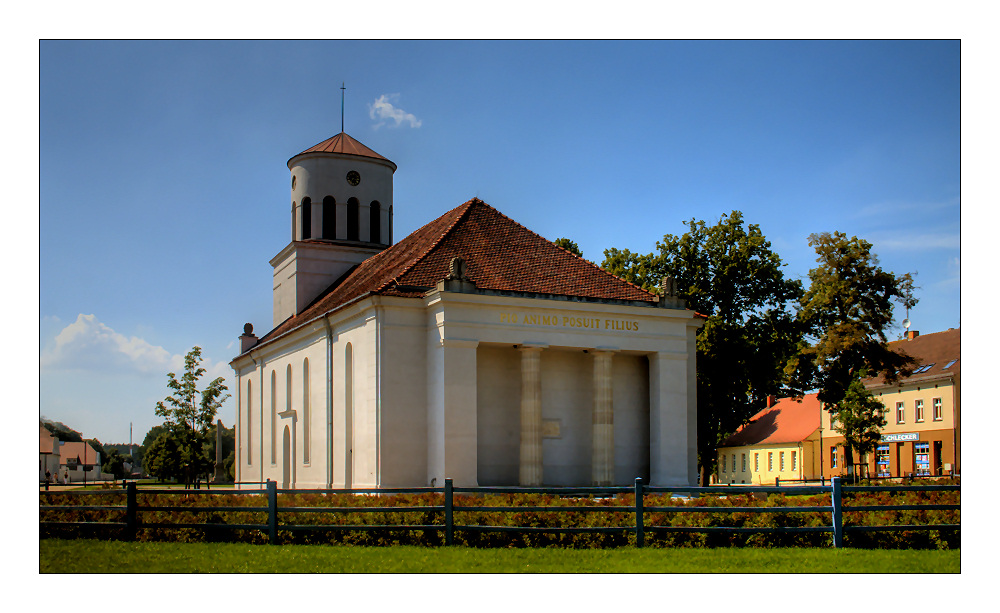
[
  {"left": 154, "top": 347, "right": 230, "bottom": 485},
  {"left": 828, "top": 374, "right": 888, "bottom": 480}
]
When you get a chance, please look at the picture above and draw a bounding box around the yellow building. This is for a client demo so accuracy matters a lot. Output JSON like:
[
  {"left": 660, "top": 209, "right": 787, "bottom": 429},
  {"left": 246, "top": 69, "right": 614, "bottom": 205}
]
[
  {"left": 717, "top": 327, "right": 960, "bottom": 483},
  {"left": 716, "top": 395, "right": 823, "bottom": 485}
]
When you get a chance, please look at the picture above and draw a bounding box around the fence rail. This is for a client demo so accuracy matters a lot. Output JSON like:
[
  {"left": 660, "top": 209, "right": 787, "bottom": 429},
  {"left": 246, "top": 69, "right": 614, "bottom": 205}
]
[{"left": 39, "top": 477, "right": 959, "bottom": 548}]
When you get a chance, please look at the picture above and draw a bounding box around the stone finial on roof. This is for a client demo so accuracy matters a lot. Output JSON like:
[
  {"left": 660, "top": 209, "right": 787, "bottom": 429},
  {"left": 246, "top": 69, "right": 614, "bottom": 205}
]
[
  {"left": 446, "top": 256, "right": 469, "bottom": 281},
  {"left": 661, "top": 275, "right": 677, "bottom": 297}
]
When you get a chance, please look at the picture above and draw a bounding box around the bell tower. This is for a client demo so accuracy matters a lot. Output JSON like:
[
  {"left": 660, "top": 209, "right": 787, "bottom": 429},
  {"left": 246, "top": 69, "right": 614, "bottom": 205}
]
[{"left": 270, "top": 132, "right": 397, "bottom": 326}]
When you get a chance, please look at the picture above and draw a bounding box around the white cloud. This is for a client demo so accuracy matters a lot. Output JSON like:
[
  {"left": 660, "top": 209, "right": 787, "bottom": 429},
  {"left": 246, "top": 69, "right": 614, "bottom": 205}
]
[
  {"left": 369, "top": 94, "right": 422, "bottom": 129},
  {"left": 40, "top": 313, "right": 183, "bottom": 375}
]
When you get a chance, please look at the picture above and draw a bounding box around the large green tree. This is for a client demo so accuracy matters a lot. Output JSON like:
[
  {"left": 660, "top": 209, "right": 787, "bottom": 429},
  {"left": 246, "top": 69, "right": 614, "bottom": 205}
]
[
  {"left": 828, "top": 373, "right": 888, "bottom": 479},
  {"left": 153, "top": 347, "right": 230, "bottom": 484},
  {"left": 785, "top": 232, "right": 917, "bottom": 407},
  {"left": 602, "top": 211, "right": 804, "bottom": 484}
]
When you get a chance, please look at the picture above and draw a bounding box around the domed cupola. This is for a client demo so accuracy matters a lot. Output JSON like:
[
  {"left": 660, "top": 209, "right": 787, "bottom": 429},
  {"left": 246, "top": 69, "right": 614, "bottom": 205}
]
[
  {"left": 270, "top": 132, "right": 397, "bottom": 327},
  {"left": 287, "top": 132, "right": 396, "bottom": 245}
]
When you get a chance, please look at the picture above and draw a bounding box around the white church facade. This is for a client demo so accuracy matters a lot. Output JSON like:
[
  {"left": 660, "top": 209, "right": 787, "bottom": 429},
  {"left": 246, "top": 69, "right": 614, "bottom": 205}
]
[{"left": 231, "top": 131, "right": 703, "bottom": 489}]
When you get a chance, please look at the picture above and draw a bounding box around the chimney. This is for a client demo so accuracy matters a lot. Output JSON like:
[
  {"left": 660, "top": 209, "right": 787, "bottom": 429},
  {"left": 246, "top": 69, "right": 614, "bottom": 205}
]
[
  {"left": 906, "top": 330, "right": 919, "bottom": 340},
  {"left": 240, "top": 323, "right": 259, "bottom": 353}
]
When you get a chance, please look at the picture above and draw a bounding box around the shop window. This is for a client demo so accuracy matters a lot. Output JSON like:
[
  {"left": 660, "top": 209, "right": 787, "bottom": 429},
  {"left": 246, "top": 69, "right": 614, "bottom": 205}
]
[
  {"left": 896, "top": 401, "right": 905, "bottom": 424},
  {"left": 914, "top": 442, "right": 931, "bottom": 476},
  {"left": 830, "top": 447, "right": 838, "bottom": 469},
  {"left": 933, "top": 397, "right": 943, "bottom": 421},
  {"left": 875, "top": 445, "right": 890, "bottom": 477},
  {"left": 915, "top": 399, "right": 924, "bottom": 422}
]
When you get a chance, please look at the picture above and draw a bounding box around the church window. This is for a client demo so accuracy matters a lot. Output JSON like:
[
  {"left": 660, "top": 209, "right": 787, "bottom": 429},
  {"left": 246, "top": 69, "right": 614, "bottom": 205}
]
[
  {"left": 322, "top": 196, "right": 336, "bottom": 239},
  {"left": 291, "top": 202, "right": 296, "bottom": 241},
  {"left": 271, "top": 370, "right": 277, "bottom": 465},
  {"left": 247, "top": 381, "right": 252, "bottom": 465},
  {"left": 347, "top": 198, "right": 359, "bottom": 241},
  {"left": 370, "top": 200, "right": 381, "bottom": 244},
  {"left": 303, "top": 358, "right": 310, "bottom": 464},
  {"left": 300, "top": 197, "right": 312, "bottom": 240}
]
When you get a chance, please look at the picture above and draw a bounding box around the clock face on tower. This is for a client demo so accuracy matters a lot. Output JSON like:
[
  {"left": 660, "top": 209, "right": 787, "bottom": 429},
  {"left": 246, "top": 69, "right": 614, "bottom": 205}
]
[{"left": 346, "top": 170, "right": 361, "bottom": 186}]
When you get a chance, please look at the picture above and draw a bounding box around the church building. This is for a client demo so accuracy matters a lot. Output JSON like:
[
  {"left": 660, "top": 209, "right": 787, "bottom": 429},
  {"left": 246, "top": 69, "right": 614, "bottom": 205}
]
[{"left": 231, "top": 130, "right": 703, "bottom": 489}]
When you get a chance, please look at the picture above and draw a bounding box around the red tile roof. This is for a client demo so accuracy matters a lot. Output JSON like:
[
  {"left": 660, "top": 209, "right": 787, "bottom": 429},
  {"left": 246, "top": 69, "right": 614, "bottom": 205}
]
[
  {"left": 866, "top": 328, "right": 961, "bottom": 387},
  {"left": 257, "top": 198, "right": 664, "bottom": 346},
  {"left": 40, "top": 425, "right": 57, "bottom": 454},
  {"left": 721, "top": 394, "right": 822, "bottom": 447},
  {"left": 59, "top": 441, "right": 100, "bottom": 466},
  {"left": 289, "top": 132, "right": 396, "bottom": 169}
]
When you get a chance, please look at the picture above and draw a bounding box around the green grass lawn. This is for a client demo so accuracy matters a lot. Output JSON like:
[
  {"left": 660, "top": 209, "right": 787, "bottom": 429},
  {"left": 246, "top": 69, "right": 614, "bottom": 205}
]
[{"left": 39, "top": 539, "right": 959, "bottom": 573}]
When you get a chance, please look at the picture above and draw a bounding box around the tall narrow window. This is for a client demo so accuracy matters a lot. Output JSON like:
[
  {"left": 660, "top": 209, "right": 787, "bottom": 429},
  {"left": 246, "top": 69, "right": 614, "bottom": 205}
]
[
  {"left": 302, "top": 358, "right": 310, "bottom": 464},
  {"left": 915, "top": 399, "right": 925, "bottom": 422},
  {"left": 347, "top": 198, "right": 359, "bottom": 241},
  {"left": 791, "top": 451, "right": 797, "bottom": 471},
  {"left": 291, "top": 202, "right": 297, "bottom": 241},
  {"left": 345, "top": 343, "right": 354, "bottom": 488},
  {"left": 933, "top": 397, "right": 943, "bottom": 421},
  {"left": 370, "top": 200, "right": 381, "bottom": 244},
  {"left": 322, "top": 196, "right": 336, "bottom": 239},
  {"left": 754, "top": 453, "right": 759, "bottom": 472},
  {"left": 768, "top": 452, "right": 773, "bottom": 471},
  {"left": 721, "top": 454, "right": 726, "bottom": 473},
  {"left": 731, "top": 454, "right": 736, "bottom": 473},
  {"left": 286, "top": 364, "right": 292, "bottom": 413},
  {"left": 780, "top": 452, "right": 785, "bottom": 471},
  {"left": 741, "top": 454, "right": 746, "bottom": 472},
  {"left": 247, "top": 381, "right": 253, "bottom": 465},
  {"left": 271, "top": 370, "right": 277, "bottom": 464},
  {"left": 300, "top": 197, "right": 312, "bottom": 239},
  {"left": 896, "top": 401, "right": 905, "bottom": 424},
  {"left": 831, "top": 447, "right": 838, "bottom": 469}
]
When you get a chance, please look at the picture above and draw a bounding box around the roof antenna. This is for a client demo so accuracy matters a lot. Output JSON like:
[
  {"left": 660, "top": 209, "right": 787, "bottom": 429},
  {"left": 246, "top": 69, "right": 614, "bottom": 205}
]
[{"left": 340, "top": 82, "right": 346, "bottom": 134}]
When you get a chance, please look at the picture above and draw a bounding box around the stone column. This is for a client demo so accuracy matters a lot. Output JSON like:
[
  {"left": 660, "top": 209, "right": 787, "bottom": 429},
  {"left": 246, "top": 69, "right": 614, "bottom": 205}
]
[
  {"left": 519, "top": 346, "right": 544, "bottom": 486},
  {"left": 591, "top": 351, "right": 614, "bottom": 486}
]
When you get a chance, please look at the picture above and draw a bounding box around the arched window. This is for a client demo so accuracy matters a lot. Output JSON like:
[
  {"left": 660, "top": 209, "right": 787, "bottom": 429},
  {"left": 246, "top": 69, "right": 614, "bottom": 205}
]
[
  {"left": 302, "top": 358, "right": 310, "bottom": 464},
  {"left": 322, "top": 196, "right": 336, "bottom": 239},
  {"left": 247, "top": 380, "right": 252, "bottom": 465},
  {"left": 345, "top": 343, "right": 354, "bottom": 488},
  {"left": 270, "top": 370, "right": 277, "bottom": 464},
  {"left": 347, "top": 198, "right": 359, "bottom": 241},
  {"left": 300, "top": 197, "right": 312, "bottom": 240},
  {"left": 291, "top": 202, "right": 297, "bottom": 242},
  {"left": 370, "top": 200, "right": 381, "bottom": 244}
]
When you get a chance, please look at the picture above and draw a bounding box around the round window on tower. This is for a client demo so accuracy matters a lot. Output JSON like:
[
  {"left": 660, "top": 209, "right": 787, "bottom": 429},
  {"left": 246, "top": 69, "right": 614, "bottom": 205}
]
[{"left": 346, "top": 170, "right": 361, "bottom": 186}]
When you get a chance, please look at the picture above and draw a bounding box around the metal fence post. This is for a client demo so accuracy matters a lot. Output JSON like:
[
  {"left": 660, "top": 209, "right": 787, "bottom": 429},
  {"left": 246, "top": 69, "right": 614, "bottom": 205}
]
[
  {"left": 831, "top": 476, "right": 843, "bottom": 548},
  {"left": 444, "top": 478, "right": 454, "bottom": 546},
  {"left": 267, "top": 479, "right": 278, "bottom": 545},
  {"left": 125, "top": 481, "right": 136, "bottom": 542},
  {"left": 634, "top": 477, "right": 644, "bottom": 548}
]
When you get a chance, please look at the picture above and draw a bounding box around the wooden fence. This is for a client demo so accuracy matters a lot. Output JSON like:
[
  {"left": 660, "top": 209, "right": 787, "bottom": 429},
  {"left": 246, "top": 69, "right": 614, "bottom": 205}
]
[{"left": 39, "top": 477, "right": 959, "bottom": 548}]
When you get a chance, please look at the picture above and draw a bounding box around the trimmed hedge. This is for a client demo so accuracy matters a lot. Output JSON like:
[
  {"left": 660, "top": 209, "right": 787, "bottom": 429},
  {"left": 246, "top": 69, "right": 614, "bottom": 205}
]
[{"left": 39, "top": 480, "right": 959, "bottom": 549}]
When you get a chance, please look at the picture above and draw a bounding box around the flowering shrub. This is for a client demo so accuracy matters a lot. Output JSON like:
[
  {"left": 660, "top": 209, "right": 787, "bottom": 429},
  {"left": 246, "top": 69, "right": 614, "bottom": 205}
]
[{"left": 39, "top": 482, "right": 959, "bottom": 549}]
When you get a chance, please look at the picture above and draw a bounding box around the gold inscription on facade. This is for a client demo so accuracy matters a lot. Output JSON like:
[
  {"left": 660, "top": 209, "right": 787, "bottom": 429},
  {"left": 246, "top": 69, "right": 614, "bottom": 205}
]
[{"left": 499, "top": 311, "right": 639, "bottom": 332}]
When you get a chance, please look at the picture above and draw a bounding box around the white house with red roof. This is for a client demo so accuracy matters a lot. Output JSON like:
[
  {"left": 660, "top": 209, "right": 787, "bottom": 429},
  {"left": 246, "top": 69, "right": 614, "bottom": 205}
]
[{"left": 231, "top": 131, "right": 703, "bottom": 489}]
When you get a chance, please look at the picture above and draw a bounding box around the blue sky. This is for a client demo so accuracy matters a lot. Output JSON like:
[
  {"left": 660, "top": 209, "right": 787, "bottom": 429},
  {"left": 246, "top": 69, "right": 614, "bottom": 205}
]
[{"left": 38, "top": 40, "right": 961, "bottom": 445}]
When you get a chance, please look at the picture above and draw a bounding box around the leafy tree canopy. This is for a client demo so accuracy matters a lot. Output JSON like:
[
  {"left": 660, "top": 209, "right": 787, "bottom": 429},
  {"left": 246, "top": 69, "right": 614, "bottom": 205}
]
[
  {"left": 828, "top": 373, "right": 888, "bottom": 475},
  {"left": 553, "top": 237, "right": 583, "bottom": 259},
  {"left": 785, "top": 232, "right": 917, "bottom": 406},
  {"left": 152, "top": 346, "right": 230, "bottom": 484}
]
